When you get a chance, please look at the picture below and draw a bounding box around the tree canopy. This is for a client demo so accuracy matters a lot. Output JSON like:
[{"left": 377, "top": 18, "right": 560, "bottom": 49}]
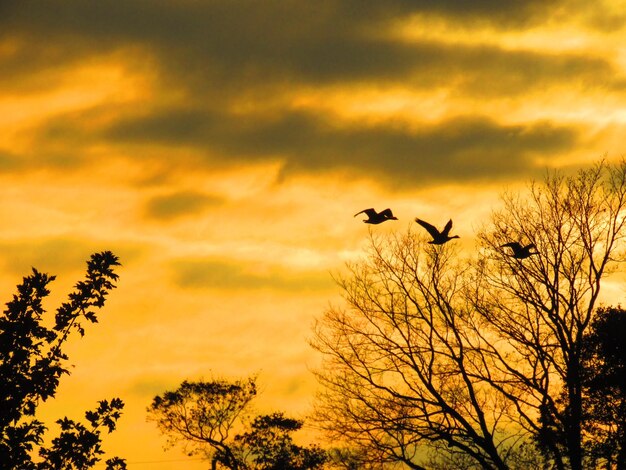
[
  {"left": 148, "top": 376, "right": 326, "bottom": 469},
  {"left": 581, "top": 306, "right": 626, "bottom": 467}
]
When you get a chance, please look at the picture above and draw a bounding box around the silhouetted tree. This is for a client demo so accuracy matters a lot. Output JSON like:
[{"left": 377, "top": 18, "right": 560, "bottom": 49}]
[
  {"left": 312, "top": 161, "right": 626, "bottom": 469},
  {"left": 325, "top": 446, "right": 387, "bottom": 469},
  {"left": 0, "top": 251, "right": 125, "bottom": 469},
  {"left": 148, "top": 376, "right": 327, "bottom": 469},
  {"left": 581, "top": 306, "right": 626, "bottom": 468},
  {"left": 475, "top": 162, "right": 626, "bottom": 470},
  {"left": 148, "top": 378, "right": 255, "bottom": 469},
  {"left": 233, "top": 413, "right": 327, "bottom": 469}
]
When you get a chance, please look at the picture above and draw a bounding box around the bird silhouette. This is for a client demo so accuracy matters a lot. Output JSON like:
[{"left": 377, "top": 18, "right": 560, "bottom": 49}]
[
  {"left": 415, "top": 218, "right": 459, "bottom": 244},
  {"left": 501, "top": 242, "right": 537, "bottom": 259},
  {"left": 354, "top": 208, "right": 398, "bottom": 224}
]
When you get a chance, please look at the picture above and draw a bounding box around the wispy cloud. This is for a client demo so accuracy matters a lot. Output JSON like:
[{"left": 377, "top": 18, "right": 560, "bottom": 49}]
[
  {"left": 144, "top": 191, "right": 223, "bottom": 220},
  {"left": 171, "top": 257, "right": 333, "bottom": 292}
]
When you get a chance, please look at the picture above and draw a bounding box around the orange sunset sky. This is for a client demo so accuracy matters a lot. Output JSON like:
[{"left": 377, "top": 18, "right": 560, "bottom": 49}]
[{"left": 3, "top": 1, "right": 626, "bottom": 468}]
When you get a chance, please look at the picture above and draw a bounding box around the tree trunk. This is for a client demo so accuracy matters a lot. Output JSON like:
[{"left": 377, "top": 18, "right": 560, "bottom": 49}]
[
  {"left": 566, "top": 360, "right": 583, "bottom": 470},
  {"left": 617, "top": 422, "right": 626, "bottom": 470}
]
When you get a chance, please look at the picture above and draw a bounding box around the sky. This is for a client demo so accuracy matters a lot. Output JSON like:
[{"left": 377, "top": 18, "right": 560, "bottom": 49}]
[{"left": 3, "top": 1, "right": 626, "bottom": 468}]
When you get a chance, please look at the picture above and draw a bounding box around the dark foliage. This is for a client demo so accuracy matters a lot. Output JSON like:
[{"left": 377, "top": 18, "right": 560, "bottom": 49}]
[
  {"left": 234, "top": 413, "right": 327, "bottom": 470},
  {"left": 0, "top": 251, "right": 125, "bottom": 469},
  {"left": 582, "top": 306, "right": 626, "bottom": 468},
  {"left": 149, "top": 377, "right": 326, "bottom": 469},
  {"left": 148, "top": 378, "right": 257, "bottom": 469},
  {"left": 38, "top": 398, "right": 125, "bottom": 470}
]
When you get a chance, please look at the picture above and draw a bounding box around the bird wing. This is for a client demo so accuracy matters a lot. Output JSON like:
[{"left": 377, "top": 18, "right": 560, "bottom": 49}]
[
  {"left": 354, "top": 208, "right": 376, "bottom": 218},
  {"left": 380, "top": 208, "right": 395, "bottom": 218},
  {"left": 415, "top": 218, "right": 440, "bottom": 238},
  {"left": 501, "top": 242, "right": 522, "bottom": 251},
  {"left": 523, "top": 243, "right": 536, "bottom": 250},
  {"left": 443, "top": 219, "right": 453, "bottom": 235}
]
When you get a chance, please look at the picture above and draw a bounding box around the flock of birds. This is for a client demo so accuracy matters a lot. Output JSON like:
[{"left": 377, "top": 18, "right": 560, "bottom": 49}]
[{"left": 353, "top": 207, "right": 538, "bottom": 260}]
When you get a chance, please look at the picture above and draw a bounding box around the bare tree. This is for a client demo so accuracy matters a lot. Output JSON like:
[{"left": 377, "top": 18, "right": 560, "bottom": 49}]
[
  {"left": 312, "top": 161, "right": 626, "bottom": 469},
  {"left": 312, "top": 231, "right": 518, "bottom": 469},
  {"left": 474, "top": 161, "right": 626, "bottom": 469}
]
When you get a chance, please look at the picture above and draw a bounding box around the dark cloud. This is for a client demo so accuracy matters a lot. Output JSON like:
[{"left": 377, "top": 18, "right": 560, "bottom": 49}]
[
  {"left": 0, "top": 0, "right": 557, "bottom": 46},
  {"left": 2, "top": 0, "right": 612, "bottom": 187},
  {"left": 144, "top": 191, "right": 223, "bottom": 220},
  {"left": 2, "top": 0, "right": 620, "bottom": 96},
  {"left": 0, "top": 151, "right": 22, "bottom": 170},
  {"left": 103, "top": 107, "right": 579, "bottom": 185},
  {"left": 24, "top": 81, "right": 582, "bottom": 185},
  {"left": 171, "top": 258, "right": 333, "bottom": 292}
]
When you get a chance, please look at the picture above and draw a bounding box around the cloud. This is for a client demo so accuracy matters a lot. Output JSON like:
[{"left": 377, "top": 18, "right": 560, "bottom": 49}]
[
  {"left": 104, "top": 108, "right": 579, "bottom": 185},
  {"left": 1, "top": 0, "right": 615, "bottom": 187},
  {"left": 128, "top": 375, "right": 181, "bottom": 398},
  {"left": 19, "top": 95, "right": 583, "bottom": 187},
  {"left": 0, "top": 150, "right": 21, "bottom": 170},
  {"left": 144, "top": 191, "right": 223, "bottom": 220},
  {"left": 0, "top": 237, "right": 143, "bottom": 276},
  {"left": 0, "top": 0, "right": 557, "bottom": 49},
  {"left": 2, "top": 1, "right": 621, "bottom": 96},
  {"left": 171, "top": 257, "right": 333, "bottom": 292}
]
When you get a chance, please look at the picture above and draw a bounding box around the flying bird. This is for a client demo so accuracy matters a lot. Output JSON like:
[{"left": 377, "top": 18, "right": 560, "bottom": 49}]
[
  {"left": 415, "top": 218, "right": 459, "bottom": 244},
  {"left": 501, "top": 242, "right": 537, "bottom": 259},
  {"left": 354, "top": 208, "right": 398, "bottom": 224}
]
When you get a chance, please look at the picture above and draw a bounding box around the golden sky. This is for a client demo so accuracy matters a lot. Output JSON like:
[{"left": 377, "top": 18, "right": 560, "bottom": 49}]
[{"left": 3, "top": 1, "right": 626, "bottom": 467}]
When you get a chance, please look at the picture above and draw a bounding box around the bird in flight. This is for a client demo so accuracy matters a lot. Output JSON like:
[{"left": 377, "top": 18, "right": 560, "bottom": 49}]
[
  {"left": 354, "top": 208, "right": 398, "bottom": 224},
  {"left": 415, "top": 218, "right": 459, "bottom": 244},
  {"left": 501, "top": 242, "right": 537, "bottom": 259}
]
